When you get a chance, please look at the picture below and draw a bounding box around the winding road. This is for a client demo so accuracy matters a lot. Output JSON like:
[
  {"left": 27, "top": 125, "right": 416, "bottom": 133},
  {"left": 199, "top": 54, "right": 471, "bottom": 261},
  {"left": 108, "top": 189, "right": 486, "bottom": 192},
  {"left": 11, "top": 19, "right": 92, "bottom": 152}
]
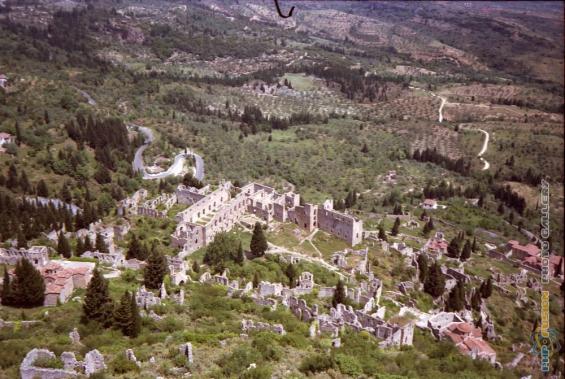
[
  {"left": 131, "top": 125, "right": 205, "bottom": 181},
  {"left": 409, "top": 85, "right": 447, "bottom": 123},
  {"left": 477, "top": 128, "right": 490, "bottom": 171}
]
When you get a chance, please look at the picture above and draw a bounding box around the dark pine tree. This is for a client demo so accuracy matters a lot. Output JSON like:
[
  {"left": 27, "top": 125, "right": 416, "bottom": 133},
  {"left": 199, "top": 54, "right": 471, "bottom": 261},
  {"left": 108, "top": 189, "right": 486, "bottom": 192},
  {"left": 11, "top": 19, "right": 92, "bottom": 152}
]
[
  {"left": 460, "top": 240, "right": 472, "bottom": 261},
  {"left": 391, "top": 217, "right": 401, "bottom": 236},
  {"left": 250, "top": 222, "right": 268, "bottom": 258},
  {"left": 113, "top": 290, "right": 132, "bottom": 335},
  {"left": 286, "top": 263, "right": 297, "bottom": 288},
  {"left": 82, "top": 268, "right": 113, "bottom": 327},
  {"left": 417, "top": 254, "right": 429, "bottom": 283},
  {"left": 480, "top": 277, "right": 493, "bottom": 299},
  {"left": 57, "top": 232, "right": 72, "bottom": 258},
  {"left": 126, "top": 234, "right": 141, "bottom": 260},
  {"left": 191, "top": 260, "right": 200, "bottom": 273},
  {"left": 36, "top": 180, "right": 49, "bottom": 197},
  {"left": 424, "top": 262, "right": 445, "bottom": 298},
  {"left": 1, "top": 266, "right": 12, "bottom": 306},
  {"left": 378, "top": 225, "right": 387, "bottom": 242},
  {"left": 129, "top": 291, "right": 141, "bottom": 338},
  {"left": 95, "top": 233, "right": 109, "bottom": 254},
  {"left": 235, "top": 241, "right": 244, "bottom": 265},
  {"left": 10, "top": 259, "right": 46, "bottom": 308},
  {"left": 445, "top": 281, "right": 465, "bottom": 312},
  {"left": 144, "top": 247, "right": 168, "bottom": 289},
  {"left": 252, "top": 272, "right": 260, "bottom": 288},
  {"left": 332, "top": 279, "right": 346, "bottom": 307}
]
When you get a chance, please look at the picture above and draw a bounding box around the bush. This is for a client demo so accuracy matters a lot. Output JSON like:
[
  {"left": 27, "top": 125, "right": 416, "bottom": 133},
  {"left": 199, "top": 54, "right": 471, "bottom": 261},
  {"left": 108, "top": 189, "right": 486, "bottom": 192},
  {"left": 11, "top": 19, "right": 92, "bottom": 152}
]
[
  {"left": 218, "top": 346, "right": 262, "bottom": 377},
  {"left": 299, "top": 353, "right": 334, "bottom": 374},
  {"left": 33, "top": 356, "right": 64, "bottom": 369},
  {"left": 109, "top": 355, "right": 140, "bottom": 375},
  {"left": 335, "top": 353, "right": 363, "bottom": 377},
  {"left": 252, "top": 332, "right": 281, "bottom": 361},
  {"left": 240, "top": 365, "right": 272, "bottom": 379}
]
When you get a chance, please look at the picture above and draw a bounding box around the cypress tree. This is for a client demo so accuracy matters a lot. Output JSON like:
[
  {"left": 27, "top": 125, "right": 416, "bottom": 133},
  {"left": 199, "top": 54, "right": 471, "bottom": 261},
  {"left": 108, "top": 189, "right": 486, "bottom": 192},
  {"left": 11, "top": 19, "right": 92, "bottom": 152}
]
[
  {"left": 378, "top": 224, "right": 387, "bottom": 241},
  {"left": 36, "top": 180, "right": 49, "bottom": 197},
  {"left": 126, "top": 234, "right": 141, "bottom": 260},
  {"left": 84, "top": 235, "right": 93, "bottom": 252},
  {"left": 19, "top": 171, "right": 31, "bottom": 194},
  {"left": 332, "top": 279, "right": 346, "bottom": 307},
  {"left": 57, "top": 232, "right": 72, "bottom": 258},
  {"left": 445, "top": 281, "right": 465, "bottom": 312},
  {"left": 250, "top": 222, "right": 268, "bottom": 258},
  {"left": 286, "top": 263, "right": 297, "bottom": 288},
  {"left": 471, "top": 288, "right": 482, "bottom": 311},
  {"left": 391, "top": 217, "right": 401, "bottom": 236},
  {"left": 192, "top": 260, "right": 200, "bottom": 273},
  {"left": 424, "top": 262, "right": 445, "bottom": 298},
  {"left": 252, "top": 272, "right": 260, "bottom": 288},
  {"left": 422, "top": 218, "right": 434, "bottom": 237},
  {"left": 76, "top": 238, "right": 85, "bottom": 257},
  {"left": 417, "top": 254, "right": 429, "bottom": 283},
  {"left": 144, "top": 246, "right": 168, "bottom": 289},
  {"left": 17, "top": 230, "right": 27, "bottom": 248},
  {"left": 10, "top": 259, "right": 45, "bottom": 308},
  {"left": 471, "top": 237, "right": 478, "bottom": 252},
  {"left": 447, "top": 237, "right": 461, "bottom": 258},
  {"left": 95, "top": 233, "right": 109, "bottom": 254},
  {"left": 460, "top": 240, "right": 472, "bottom": 261},
  {"left": 1, "top": 266, "right": 12, "bottom": 306},
  {"left": 129, "top": 292, "right": 141, "bottom": 338},
  {"left": 235, "top": 241, "right": 244, "bottom": 265},
  {"left": 82, "top": 268, "right": 113, "bottom": 327},
  {"left": 113, "top": 290, "right": 132, "bottom": 335},
  {"left": 480, "top": 277, "right": 493, "bottom": 298}
]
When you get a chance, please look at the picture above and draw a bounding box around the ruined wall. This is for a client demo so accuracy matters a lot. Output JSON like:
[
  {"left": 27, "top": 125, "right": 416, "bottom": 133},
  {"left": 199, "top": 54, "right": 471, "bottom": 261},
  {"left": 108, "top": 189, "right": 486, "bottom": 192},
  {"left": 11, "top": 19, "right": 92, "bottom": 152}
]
[{"left": 317, "top": 208, "right": 363, "bottom": 246}]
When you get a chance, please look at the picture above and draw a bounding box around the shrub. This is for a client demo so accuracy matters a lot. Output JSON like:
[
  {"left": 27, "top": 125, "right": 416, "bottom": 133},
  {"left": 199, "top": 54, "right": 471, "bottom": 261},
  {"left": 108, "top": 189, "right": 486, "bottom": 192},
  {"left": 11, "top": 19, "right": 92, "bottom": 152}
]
[
  {"left": 33, "top": 356, "right": 64, "bottom": 369},
  {"left": 240, "top": 365, "right": 272, "bottom": 379},
  {"left": 335, "top": 353, "right": 363, "bottom": 376},
  {"left": 109, "top": 355, "right": 140, "bottom": 374},
  {"left": 252, "top": 332, "right": 281, "bottom": 361},
  {"left": 299, "top": 353, "right": 334, "bottom": 374}
]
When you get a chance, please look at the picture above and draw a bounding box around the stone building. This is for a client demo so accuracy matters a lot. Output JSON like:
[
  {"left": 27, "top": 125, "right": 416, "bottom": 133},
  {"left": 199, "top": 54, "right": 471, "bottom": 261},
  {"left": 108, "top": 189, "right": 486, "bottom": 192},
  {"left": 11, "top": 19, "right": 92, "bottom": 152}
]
[
  {"left": 0, "top": 246, "right": 50, "bottom": 267},
  {"left": 172, "top": 182, "right": 363, "bottom": 255},
  {"left": 40, "top": 261, "right": 95, "bottom": 306}
]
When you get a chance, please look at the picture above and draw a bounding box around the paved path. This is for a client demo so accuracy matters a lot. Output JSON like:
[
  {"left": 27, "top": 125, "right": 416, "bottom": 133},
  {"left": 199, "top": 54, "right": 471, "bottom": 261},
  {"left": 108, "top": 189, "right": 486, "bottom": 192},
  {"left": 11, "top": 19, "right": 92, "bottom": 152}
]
[{"left": 131, "top": 125, "right": 205, "bottom": 181}]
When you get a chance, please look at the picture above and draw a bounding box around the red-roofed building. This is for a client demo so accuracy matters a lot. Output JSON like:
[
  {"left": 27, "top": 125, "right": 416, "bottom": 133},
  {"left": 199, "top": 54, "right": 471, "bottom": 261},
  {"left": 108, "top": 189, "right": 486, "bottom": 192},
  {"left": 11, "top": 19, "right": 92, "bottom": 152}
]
[
  {"left": 507, "top": 240, "right": 540, "bottom": 260},
  {"left": 441, "top": 322, "right": 497, "bottom": 364},
  {"left": 39, "top": 261, "right": 94, "bottom": 306},
  {"left": 522, "top": 254, "right": 564, "bottom": 280},
  {"left": 424, "top": 235, "right": 448, "bottom": 257}
]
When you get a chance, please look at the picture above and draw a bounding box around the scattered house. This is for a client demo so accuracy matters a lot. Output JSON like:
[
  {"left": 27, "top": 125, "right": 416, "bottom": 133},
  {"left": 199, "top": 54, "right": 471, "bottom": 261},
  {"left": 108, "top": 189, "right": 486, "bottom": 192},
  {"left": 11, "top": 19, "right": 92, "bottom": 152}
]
[
  {"left": 439, "top": 322, "right": 497, "bottom": 364},
  {"left": 241, "top": 319, "right": 286, "bottom": 335},
  {"left": 421, "top": 199, "right": 438, "bottom": 210},
  {"left": 40, "top": 261, "right": 95, "bottom": 306},
  {"left": 423, "top": 233, "right": 448, "bottom": 257},
  {"left": 507, "top": 240, "right": 540, "bottom": 260},
  {"left": 0, "top": 132, "right": 14, "bottom": 146},
  {"left": 82, "top": 250, "right": 125, "bottom": 268}
]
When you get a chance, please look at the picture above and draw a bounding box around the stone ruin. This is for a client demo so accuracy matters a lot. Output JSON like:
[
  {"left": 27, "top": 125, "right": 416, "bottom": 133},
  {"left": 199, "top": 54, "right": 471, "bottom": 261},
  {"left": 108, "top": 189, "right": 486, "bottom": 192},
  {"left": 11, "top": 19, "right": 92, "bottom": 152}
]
[
  {"left": 179, "top": 343, "right": 193, "bottom": 364},
  {"left": 20, "top": 348, "right": 105, "bottom": 379},
  {"left": 135, "top": 285, "right": 162, "bottom": 308},
  {"left": 125, "top": 349, "right": 141, "bottom": 367},
  {"left": 69, "top": 327, "right": 81, "bottom": 345},
  {"left": 241, "top": 319, "right": 286, "bottom": 335}
]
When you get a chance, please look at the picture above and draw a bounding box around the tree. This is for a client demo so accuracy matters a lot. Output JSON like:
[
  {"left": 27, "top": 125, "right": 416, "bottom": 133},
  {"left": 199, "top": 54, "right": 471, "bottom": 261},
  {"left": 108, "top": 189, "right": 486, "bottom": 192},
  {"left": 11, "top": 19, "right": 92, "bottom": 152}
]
[
  {"left": 203, "top": 232, "right": 239, "bottom": 267},
  {"left": 113, "top": 290, "right": 132, "bottom": 335},
  {"left": 57, "top": 232, "right": 72, "bottom": 258},
  {"left": 15, "top": 120, "right": 22, "bottom": 146},
  {"left": 471, "top": 288, "right": 482, "bottom": 311},
  {"left": 447, "top": 237, "right": 461, "bottom": 259},
  {"left": 250, "top": 222, "right": 268, "bottom": 258},
  {"left": 129, "top": 291, "right": 141, "bottom": 338},
  {"left": 420, "top": 210, "right": 428, "bottom": 221},
  {"left": 422, "top": 218, "right": 434, "bottom": 237},
  {"left": 60, "top": 183, "right": 72, "bottom": 203},
  {"left": 192, "top": 260, "right": 200, "bottom": 273},
  {"left": 252, "top": 272, "right": 260, "bottom": 288},
  {"left": 417, "top": 254, "right": 429, "bottom": 283},
  {"left": 445, "top": 281, "right": 465, "bottom": 312},
  {"left": 361, "top": 143, "right": 369, "bottom": 153},
  {"left": 471, "top": 237, "right": 478, "bottom": 252},
  {"left": 19, "top": 171, "right": 31, "bottom": 194},
  {"left": 377, "top": 225, "right": 387, "bottom": 242},
  {"left": 391, "top": 217, "right": 401, "bottom": 236},
  {"left": 17, "top": 230, "right": 27, "bottom": 248},
  {"left": 286, "top": 263, "right": 297, "bottom": 288},
  {"left": 1, "top": 266, "right": 12, "bottom": 306},
  {"left": 235, "top": 241, "right": 245, "bottom": 265},
  {"left": 460, "top": 240, "right": 472, "bottom": 261},
  {"left": 393, "top": 203, "right": 402, "bottom": 215},
  {"left": 144, "top": 247, "right": 168, "bottom": 289},
  {"left": 9, "top": 259, "right": 46, "bottom": 308},
  {"left": 424, "top": 262, "right": 445, "bottom": 298},
  {"left": 83, "top": 235, "right": 93, "bottom": 252},
  {"left": 95, "top": 233, "right": 109, "bottom": 254},
  {"left": 332, "top": 280, "right": 346, "bottom": 307},
  {"left": 76, "top": 238, "right": 85, "bottom": 257},
  {"left": 126, "top": 234, "right": 141, "bottom": 260},
  {"left": 82, "top": 268, "right": 113, "bottom": 327},
  {"left": 36, "top": 179, "right": 49, "bottom": 197},
  {"left": 480, "top": 277, "right": 493, "bottom": 299},
  {"left": 94, "top": 165, "right": 112, "bottom": 184}
]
